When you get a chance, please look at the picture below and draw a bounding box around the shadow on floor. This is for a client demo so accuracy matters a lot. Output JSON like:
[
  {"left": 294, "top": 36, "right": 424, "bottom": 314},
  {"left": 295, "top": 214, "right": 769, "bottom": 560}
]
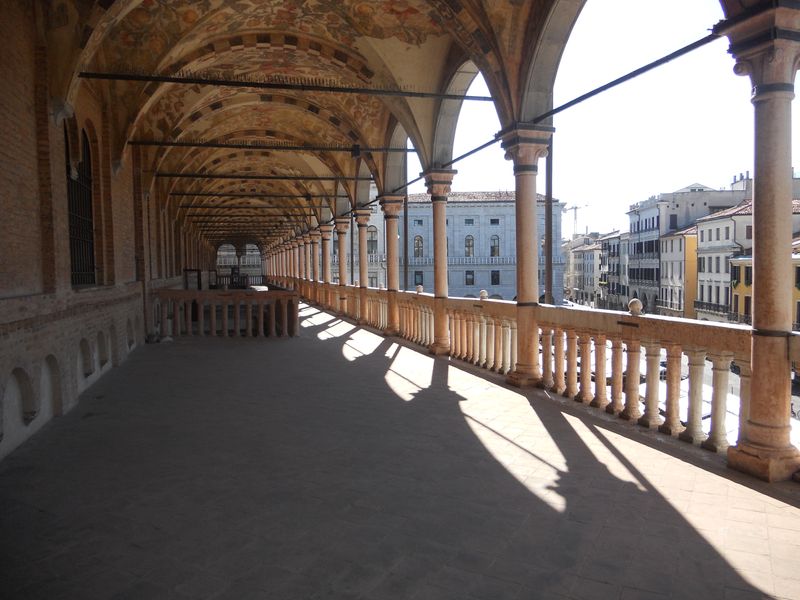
[{"left": 0, "top": 303, "right": 785, "bottom": 599}]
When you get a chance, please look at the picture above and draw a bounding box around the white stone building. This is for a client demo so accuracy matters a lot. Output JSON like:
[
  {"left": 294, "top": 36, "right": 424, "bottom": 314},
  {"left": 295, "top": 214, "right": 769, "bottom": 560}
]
[{"left": 333, "top": 191, "right": 565, "bottom": 302}]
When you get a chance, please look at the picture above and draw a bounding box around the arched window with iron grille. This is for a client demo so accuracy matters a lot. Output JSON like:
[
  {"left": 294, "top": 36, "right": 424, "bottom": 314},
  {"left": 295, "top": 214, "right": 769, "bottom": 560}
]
[{"left": 66, "top": 127, "right": 96, "bottom": 286}]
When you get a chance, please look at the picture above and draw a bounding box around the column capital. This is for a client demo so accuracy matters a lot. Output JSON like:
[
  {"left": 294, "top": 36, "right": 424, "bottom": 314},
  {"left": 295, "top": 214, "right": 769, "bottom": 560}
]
[
  {"left": 309, "top": 230, "right": 321, "bottom": 242},
  {"left": 353, "top": 207, "right": 372, "bottom": 227},
  {"left": 715, "top": 4, "right": 800, "bottom": 91},
  {"left": 379, "top": 195, "right": 405, "bottom": 218},
  {"left": 334, "top": 217, "right": 350, "bottom": 234},
  {"left": 422, "top": 169, "right": 457, "bottom": 198},
  {"left": 319, "top": 224, "right": 334, "bottom": 240},
  {"left": 499, "top": 123, "right": 554, "bottom": 168},
  {"left": 301, "top": 234, "right": 311, "bottom": 244}
]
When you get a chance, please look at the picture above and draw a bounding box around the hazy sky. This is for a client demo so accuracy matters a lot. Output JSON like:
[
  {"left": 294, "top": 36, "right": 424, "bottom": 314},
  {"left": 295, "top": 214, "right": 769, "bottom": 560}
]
[{"left": 407, "top": 0, "right": 800, "bottom": 237}]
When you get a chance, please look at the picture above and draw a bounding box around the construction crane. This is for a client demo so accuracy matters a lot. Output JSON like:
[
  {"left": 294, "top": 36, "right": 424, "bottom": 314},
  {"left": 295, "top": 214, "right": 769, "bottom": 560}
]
[{"left": 563, "top": 204, "right": 588, "bottom": 238}]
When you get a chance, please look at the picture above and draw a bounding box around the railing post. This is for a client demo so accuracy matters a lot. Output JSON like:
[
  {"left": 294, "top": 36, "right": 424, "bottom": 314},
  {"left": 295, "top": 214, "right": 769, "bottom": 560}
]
[
  {"left": 553, "top": 328, "right": 565, "bottom": 395},
  {"left": 564, "top": 329, "right": 578, "bottom": 399},
  {"left": 184, "top": 300, "right": 192, "bottom": 336},
  {"left": 209, "top": 299, "right": 217, "bottom": 336},
  {"left": 576, "top": 332, "right": 593, "bottom": 404},
  {"left": 173, "top": 301, "right": 181, "bottom": 338},
  {"left": 485, "top": 318, "right": 496, "bottom": 371},
  {"left": 493, "top": 319, "right": 503, "bottom": 372},
  {"left": 621, "top": 340, "right": 642, "bottom": 421},
  {"left": 659, "top": 344, "right": 684, "bottom": 436},
  {"left": 679, "top": 350, "right": 707, "bottom": 445},
  {"left": 160, "top": 300, "right": 169, "bottom": 340},
  {"left": 198, "top": 298, "right": 205, "bottom": 336},
  {"left": 591, "top": 334, "right": 608, "bottom": 409},
  {"left": 702, "top": 352, "right": 733, "bottom": 453},
  {"left": 736, "top": 359, "right": 752, "bottom": 445},
  {"left": 639, "top": 342, "right": 663, "bottom": 429},
  {"left": 245, "top": 301, "right": 253, "bottom": 337},
  {"left": 540, "top": 328, "right": 554, "bottom": 390}
]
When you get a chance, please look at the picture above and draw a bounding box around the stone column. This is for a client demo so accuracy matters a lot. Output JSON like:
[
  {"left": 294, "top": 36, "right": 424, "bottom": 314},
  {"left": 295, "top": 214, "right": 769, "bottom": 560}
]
[
  {"left": 720, "top": 8, "right": 800, "bottom": 480},
  {"left": 335, "top": 218, "right": 349, "bottom": 314},
  {"left": 320, "top": 224, "right": 333, "bottom": 309},
  {"left": 423, "top": 169, "right": 457, "bottom": 355},
  {"left": 310, "top": 231, "right": 321, "bottom": 303},
  {"left": 297, "top": 238, "right": 306, "bottom": 283},
  {"left": 354, "top": 208, "right": 371, "bottom": 324},
  {"left": 380, "top": 195, "right": 404, "bottom": 335},
  {"left": 501, "top": 125, "right": 553, "bottom": 387}
]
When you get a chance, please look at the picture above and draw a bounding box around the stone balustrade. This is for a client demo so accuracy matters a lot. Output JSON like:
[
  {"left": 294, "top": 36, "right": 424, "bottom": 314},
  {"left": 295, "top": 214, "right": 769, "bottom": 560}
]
[
  {"left": 282, "top": 277, "right": 800, "bottom": 459},
  {"left": 154, "top": 289, "right": 299, "bottom": 338}
]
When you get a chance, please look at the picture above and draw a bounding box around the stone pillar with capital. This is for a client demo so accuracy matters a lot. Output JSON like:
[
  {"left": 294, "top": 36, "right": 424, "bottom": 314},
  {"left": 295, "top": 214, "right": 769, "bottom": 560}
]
[
  {"left": 354, "top": 208, "right": 372, "bottom": 323},
  {"left": 380, "top": 195, "right": 404, "bottom": 335},
  {"left": 501, "top": 124, "right": 553, "bottom": 387},
  {"left": 717, "top": 7, "right": 800, "bottom": 481},
  {"left": 335, "top": 218, "right": 350, "bottom": 314},
  {"left": 424, "top": 169, "right": 457, "bottom": 355},
  {"left": 320, "top": 224, "right": 334, "bottom": 308}
]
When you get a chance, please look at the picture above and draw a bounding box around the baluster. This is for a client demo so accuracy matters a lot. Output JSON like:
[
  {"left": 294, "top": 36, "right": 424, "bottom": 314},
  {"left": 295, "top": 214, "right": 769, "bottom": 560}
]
[
  {"left": 427, "top": 309, "right": 434, "bottom": 346},
  {"left": 245, "top": 301, "right": 253, "bottom": 337},
  {"left": 281, "top": 299, "right": 289, "bottom": 337},
  {"left": 485, "top": 318, "right": 496, "bottom": 371},
  {"left": 457, "top": 312, "right": 466, "bottom": 359},
  {"left": 475, "top": 315, "right": 488, "bottom": 367},
  {"left": 639, "top": 342, "right": 663, "bottom": 429},
  {"left": 452, "top": 312, "right": 461, "bottom": 357},
  {"left": 185, "top": 300, "right": 192, "bottom": 336},
  {"left": 702, "top": 352, "right": 732, "bottom": 453},
  {"left": 173, "top": 301, "right": 181, "bottom": 337},
  {"left": 493, "top": 319, "right": 503, "bottom": 372},
  {"left": 736, "top": 359, "right": 752, "bottom": 445},
  {"left": 209, "top": 300, "right": 217, "bottom": 336},
  {"left": 553, "top": 328, "right": 565, "bottom": 394},
  {"left": 541, "top": 328, "right": 554, "bottom": 390},
  {"left": 591, "top": 334, "right": 608, "bottom": 409},
  {"left": 510, "top": 320, "right": 518, "bottom": 373},
  {"left": 659, "top": 344, "right": 684, "bottom": 436},
  {"left": 234, "top": 300, "right": 242, "bottom": 337},
  {"left": 268, "top": 302, "right": 277, "bottom": 337},
  {"left": 257, "top": 302, "right": 264, "bottom": 337},
  {"left": 470, "top": 314, "right": 483, "bottom": 365},
  {"left": 621, "top": 340, "right": 642, "bottom": 421},
  {"left": 466, "top": 313, "right": 474, "bottom": 361},
  {"left": 160, "top": 301, "right": 169, "bottom": 339},
  {"left": 576, "top": 332, "right": 593, "bottom": 403},
  {"left": 198, "top": 299, "right": 205, "bottom": 336},
  {"left": 501, "top": 320, "right": 512, "bottom": 375},
  {"left": 222, "top": 302, "right": 229, "bottom": 337},
  {"left": 679, "top": 350, "right": 707, "bottom": 444},
  {"left": 606, "top": 337, "right": 624, "bottom": 415},
  {"left": 564, "top": 329, "right": 578, "bottom": 399}
]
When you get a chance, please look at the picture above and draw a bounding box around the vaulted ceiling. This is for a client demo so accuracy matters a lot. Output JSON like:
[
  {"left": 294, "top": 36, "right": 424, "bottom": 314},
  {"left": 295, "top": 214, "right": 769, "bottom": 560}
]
[{"left": 44, "top": 0, "right": 743, "bottom": 250}]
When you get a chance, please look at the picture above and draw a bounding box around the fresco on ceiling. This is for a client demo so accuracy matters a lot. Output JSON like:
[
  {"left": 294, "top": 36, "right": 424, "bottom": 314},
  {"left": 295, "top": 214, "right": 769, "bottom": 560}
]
[{"left": 105, "top": 0, "right": 447, "bottom": 69}]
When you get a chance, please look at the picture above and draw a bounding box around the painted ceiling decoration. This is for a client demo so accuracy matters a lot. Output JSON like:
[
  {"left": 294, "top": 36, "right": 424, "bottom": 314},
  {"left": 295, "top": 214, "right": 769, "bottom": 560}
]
[{"left": 50, "top": 0, "right": 633, "bottom": 248}]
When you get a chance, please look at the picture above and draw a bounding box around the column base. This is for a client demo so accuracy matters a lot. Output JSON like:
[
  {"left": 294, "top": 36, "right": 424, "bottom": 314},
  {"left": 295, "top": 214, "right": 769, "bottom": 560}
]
[
  {"left": 658, "top": 422, "right": 685, "bottom": 437},
  {"left": 638, "top": 414, "right": 663, "bottom": 430},
  {"left": 678, "top": 429, "right": 706, "bottom": 445},
  {"left": 383, "top": 327, "right": 399, "bottom": 337},
  {"left": 506, "top": 370, "right": 541, "bottom": 388},
  {"left": 590, "top": 397, "right": 609, "bottom": 410},
  {"left": 429, "top": 342, "right": 450, "bottom": 356},
  {"left": 727, "top": 442, "right": 800, "bottom": 482},
  {"left": 701, "top": 438, "right": 729, "bottom": 454}
]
